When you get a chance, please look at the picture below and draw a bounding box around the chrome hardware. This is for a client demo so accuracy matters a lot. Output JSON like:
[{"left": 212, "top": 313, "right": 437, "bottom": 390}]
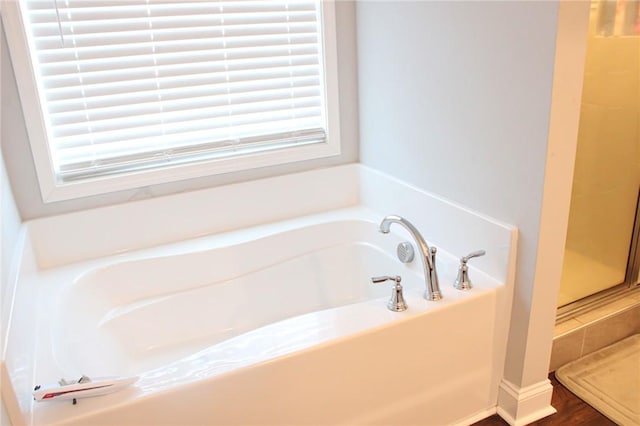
[
  {"left": 429, "top": 246, "right": 439, "bottom": 298},
  {"left": 397, "top": 241, "right": 415, "bottom": 263},
  {"left": 379, "top": 215, "right": 442, "bottom": 301},
  {"left": 371, "top": 275, "right": 407, "bottom": 312},
  {"left": 454, "top": 250, "right": 486, "bottom": 290}
]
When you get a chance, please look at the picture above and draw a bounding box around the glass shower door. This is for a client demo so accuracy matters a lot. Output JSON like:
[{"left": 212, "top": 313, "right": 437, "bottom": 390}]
[{"left": 558, "top": 0, "right": 640, "bottom": 307}]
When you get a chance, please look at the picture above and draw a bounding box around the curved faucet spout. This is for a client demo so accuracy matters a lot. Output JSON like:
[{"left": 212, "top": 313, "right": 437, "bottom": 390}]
[{"left": 379, "top": 215, "right": 442, "bottom": 301}]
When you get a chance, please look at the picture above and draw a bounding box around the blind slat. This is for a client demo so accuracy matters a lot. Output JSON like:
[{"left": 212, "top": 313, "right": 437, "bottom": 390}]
[
  {"left": 33, "top": 28, "right": 320, "bottom": 49},
  {"left": 37, "top": 35, "right": 319, "bottom": 62},
  {"left": 42, "top": 68, "right": 321, "bottom": 95},
  {"left": 55, "top": 108, "right": 324, "bottom": 149},
  {"left": 40, "top": 45, "right": 319, "bottom": 74},
  {"left": 51, "top": 93, "right": 323, "bottom": 135},
  {"left": 47, "top": 75, "right": 321, "bottom": 113},
  {"left": 50, "top": 86, "right": 322, "bottom": 126}
]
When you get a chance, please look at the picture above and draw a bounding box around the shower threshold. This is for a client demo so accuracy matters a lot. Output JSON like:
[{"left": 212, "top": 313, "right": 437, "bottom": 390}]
[{"left": 556, "top": 282, "right": 640, "bottom": 325}]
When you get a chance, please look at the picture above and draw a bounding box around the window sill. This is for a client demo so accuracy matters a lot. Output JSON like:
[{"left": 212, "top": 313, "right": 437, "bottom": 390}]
[{"left": 40, "top": 139, "right": 340, "bottom": 203}]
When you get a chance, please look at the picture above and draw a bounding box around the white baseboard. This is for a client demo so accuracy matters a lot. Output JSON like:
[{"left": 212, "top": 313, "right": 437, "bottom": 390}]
[
  {"left": 496, "top": 378, "right": 556, "bottom": 426},
  {"left": 455, "top": 407, "right": 498, "bottom": 426}
]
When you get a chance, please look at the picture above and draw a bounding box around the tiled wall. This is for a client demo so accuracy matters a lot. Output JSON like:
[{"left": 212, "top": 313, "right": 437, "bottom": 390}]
[{"left": 550, "top": 290, "right": 640, "bottom": 371}]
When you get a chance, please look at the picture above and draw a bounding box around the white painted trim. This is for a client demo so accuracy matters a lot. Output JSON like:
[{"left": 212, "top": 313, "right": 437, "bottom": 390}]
[
  {"left": 454, "top": 408, "right": 498, "bottom": 426},
  {"left": 320, "top": 0, "right": 342, "bottom": 164},
  {"left": 2, "top": 1, "right": 342, "bottom": 203},
  {"left": 497, "top": 378, "right": 556, "bottom": 426},
  {"left": 1, "top": 1, "right": 58, "bottom": 201},
  {"left": 499, "top": 0, "right": 591, "bottom": 409},
  {"left": 41, "top": 140, "right": 341, "bottom": 202},
  {"left": 517, "top": 0, "right": 591, "bottom": 387}
]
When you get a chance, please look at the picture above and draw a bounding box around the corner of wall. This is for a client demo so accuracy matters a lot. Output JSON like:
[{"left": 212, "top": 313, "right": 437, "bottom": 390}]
[
  {"left": 1, "top": 152, "right": 23, "bottom": 357},
  {"left": 1, "top": 33, "right": 27, "bottom": 420}
]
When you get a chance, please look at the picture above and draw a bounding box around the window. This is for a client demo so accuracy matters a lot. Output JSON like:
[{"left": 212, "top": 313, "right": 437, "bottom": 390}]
[{"left": 3, "top": 0, "right": 340, "bottom": 201}]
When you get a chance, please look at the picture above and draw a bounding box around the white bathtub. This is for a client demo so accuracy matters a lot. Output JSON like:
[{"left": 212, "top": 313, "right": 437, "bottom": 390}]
[
  {"left": 4, "top": 167, "right": 517, "bottom": 426},
  {"left": 23, "top": 210, "right": 506, "bottom": 426}
]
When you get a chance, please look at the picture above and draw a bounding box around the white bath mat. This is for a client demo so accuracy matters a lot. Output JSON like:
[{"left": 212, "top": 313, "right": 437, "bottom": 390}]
[{"left": 556, "top": 334, "right": 640, "bottom": 426}]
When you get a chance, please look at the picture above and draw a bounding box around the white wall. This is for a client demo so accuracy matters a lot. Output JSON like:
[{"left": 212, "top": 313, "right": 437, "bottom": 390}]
[
  {"left": 0, "top": 2, "right": 359, "bottom": 220},
  {"left": 358, "top": 1, "right": 557, "bottom": 228},
  {"left": 0, "top": 153, "right": 20, "bottom": 356},
  {"left": 1, "top": 12, "right": 21, "bottom": 423},
  {"left": 356, "top": 0, "right": 563, "bottom": 408}
]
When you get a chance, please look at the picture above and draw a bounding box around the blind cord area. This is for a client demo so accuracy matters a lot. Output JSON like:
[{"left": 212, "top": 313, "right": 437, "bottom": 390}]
[{"left": 52, "top": 0, "right": 65, "bottom": 45}]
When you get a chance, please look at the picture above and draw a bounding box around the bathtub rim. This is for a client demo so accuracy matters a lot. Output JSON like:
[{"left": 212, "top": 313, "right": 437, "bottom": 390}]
[{"left": 37, "top": 209, "right": 504, "bottom": 383}]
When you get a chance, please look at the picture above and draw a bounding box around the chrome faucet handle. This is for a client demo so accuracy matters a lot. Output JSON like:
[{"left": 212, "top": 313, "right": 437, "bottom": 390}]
[
  {"left": 371, "top": 275, "right": 407, "bottom": 312},
  {"left": 454, "top": 250, "right": 486, "bottom": 290},
  {"left": 461, "top": 250, "right": 486, "bottom": 264}
]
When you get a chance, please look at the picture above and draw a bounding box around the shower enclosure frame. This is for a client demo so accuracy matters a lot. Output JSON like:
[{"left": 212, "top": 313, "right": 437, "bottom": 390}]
[
  {"left": 556, "top": 0, "right": 640, "bottom": 321},
  {"left": 557, "top": 190, "right": 640, "bottom": 321},
  {"left": 625, "top": 191, "right": 640, "bottom": 287}
]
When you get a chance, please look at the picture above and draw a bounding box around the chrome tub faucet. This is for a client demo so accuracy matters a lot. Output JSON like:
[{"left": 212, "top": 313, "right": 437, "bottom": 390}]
[{"left": 379, "top": 215, "right": 442, "bottom": 301}]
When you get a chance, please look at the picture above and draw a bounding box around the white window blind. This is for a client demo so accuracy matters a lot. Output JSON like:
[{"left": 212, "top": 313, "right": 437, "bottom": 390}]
[{"left": 19, "top": 0, "right": 329, "bottom": 182}]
